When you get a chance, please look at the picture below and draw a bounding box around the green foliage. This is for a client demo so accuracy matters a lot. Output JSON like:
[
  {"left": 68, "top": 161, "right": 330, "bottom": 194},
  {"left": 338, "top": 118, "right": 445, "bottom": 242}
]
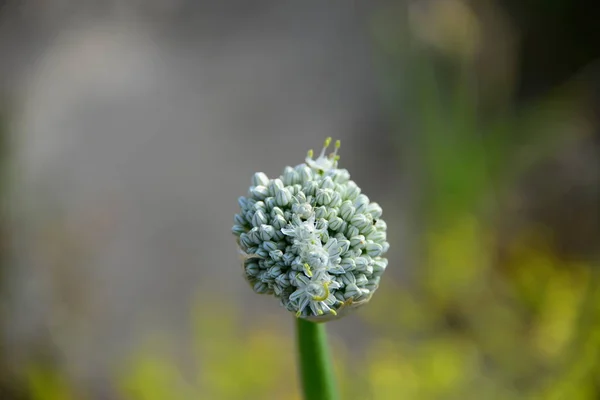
[
  {"left": 25, "top": 366, "right": 78, "bottom": 400},
  {"left": 118, "top": 305, "right": 302, "bottom": 400}
]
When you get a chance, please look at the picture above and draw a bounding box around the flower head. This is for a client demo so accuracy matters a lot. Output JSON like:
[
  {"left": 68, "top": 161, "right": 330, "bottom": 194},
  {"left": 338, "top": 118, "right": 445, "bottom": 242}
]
[{"left": 233, "top": 138, "right": 389, "bottom": 321}]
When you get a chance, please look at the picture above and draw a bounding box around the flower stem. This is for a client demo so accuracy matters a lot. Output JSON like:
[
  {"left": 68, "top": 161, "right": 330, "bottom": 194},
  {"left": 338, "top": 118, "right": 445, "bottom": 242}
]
[{"left": 296, "top": 318, "right": 339, "bottom": 400}]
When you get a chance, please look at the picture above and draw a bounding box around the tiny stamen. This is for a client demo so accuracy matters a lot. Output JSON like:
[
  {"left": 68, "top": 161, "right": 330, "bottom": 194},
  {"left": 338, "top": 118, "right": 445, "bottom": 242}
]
[
  {"left": 318, "top": 137, "right": 332, "bottom": 158},
  {"left": 303, "top": 263, "right": 313, "bottom": 277},
  {"left": 312, "top": 281, "right": 330, "bottom": 302},
  {"left": 327, "top": 139, "right": 341, "bottom": 160},
  {"left": 333, "top": 140, "right": 341, "bottom": 158}
]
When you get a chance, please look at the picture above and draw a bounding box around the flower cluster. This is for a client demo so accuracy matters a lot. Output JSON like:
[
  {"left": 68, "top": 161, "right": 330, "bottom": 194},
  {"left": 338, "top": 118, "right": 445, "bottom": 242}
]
[{"left": 232, "top": 138, "right": 389, "bottom": 321}]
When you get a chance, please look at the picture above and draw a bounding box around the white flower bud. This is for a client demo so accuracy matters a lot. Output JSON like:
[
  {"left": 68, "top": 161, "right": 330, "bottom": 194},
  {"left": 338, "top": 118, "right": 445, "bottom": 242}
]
[
  {"left": 361, "top": 224, "right": 376, "bottom": 236},
  {"left": 350, "top": 235, "right": 366, "bottom": 248},
  {"left": 246, "top": 246, "right": 259, "bottom": 255},
  {"left": 234, "top": 214, "right": 247, "bottom": 226},
  {"left": 326, "top": 208, "right": 338, "bottom": 220},
  {"left": 314, "top": 206, "right": 328, "bottom": 219},
  {"left": 268, "top": 265, "right": 283, "bottom": 278},
  {"left": 259, "top": 224, "right": 275, "bottom": 241},
  {"left": 355, "top": 274, "right": 369, "bottom": 287},
  {"left": 316, "top": 218, "right": 328, "bottom": 231},
  {"left": 245, "top": 262, "right": 260, "bottom": 277},
  {"left": 296, "top": 165, "right": 313, "bottom": 183},
  {"left": 275, "top": 188, "right": 292, "bottom": 207},
  {"left": 320, "top": 230, "right": 329, "bottom": 244},
  {"left": 251, "top": 185, "right": 269, "bottom": 200},
  {"left": 339, "top": 200, "right": 355, "bottom": 221},
  {"left": 239, "top": 233, "right": 253, "bottom": 249},
  {"left": 238, "top": 196, "right": 250, "bottom": 210},
  {"left": 264, "top": 197, "right": 277, "bottom": 210},
  {"left": 252, "top": 172, "right": 270, "bottom": 187},
  {"left": 292, "top": 203, "right": 313, "bottom": 219},
  {"left": 272, "top": 230, "right": 285, "bottom": 242},
  {"left": 351, "top": 214, "right": 371, "bottom": 231},
  {"left": 269, "top": 250, "right": 284, "bottom": 262},
  {"left": 373, "top": 259, "right": 388, "bottom": 274},
  {"left": 346, "top": 225, "right": 360, "bottom": 239},
  {"left": 316, "top": 188, "right": 333, "bottom": 206},
  {"left": 232, "top": 225, "right": 247, "bottom": 236},
  {"left": 262, "top": 241, "right": 278, "bottom": 252},
  {"left": 302, "top": 180, "right": 319, "bottom": 196},
  {"left": 367, "top": 202, "right": 383, "bottom": 219},
  {"left": 328, "top": 217, "right": 344, "bottom": 231},
  {"left": 344, "top": 283, "right": 361, "bottom": 300},
  {"left": 329, "top": 192, "right": 342, "bottom": 208},
  {"left": 366, "top": 242, "right": 384, "bottom": 257},
  {"left": 268, "top": 179, "right": 285, "bottom": 197},
  {"left": 337, "top": 221, "right": 348, "bottom": 236},
  {"left": 375, "top": 219, "right": 387, "bottom": 231},
  {"left": 282, "top": 166, "right": 296, "bottom": 186},
  {"left": 366, "top": 276, "right": 380, "bottom": 291},
  {"left": 288, "top": 184, "right": 301, "bottom": 196},
  {"left": 270, "top": 207, "right": 284, "bottom": 217},
  {"left": 344, "top": 181, "right": 361, "bottom": 200},
  {"left": 340, "top": 257, "right": 356, "bottom": 271},
  {"left": 256, "top": 248, "right": 269, "bottom": 258},
  {"left": 262, "top": 258, "right": 274, "bottom": 268},
  {"left": 271, "top": 215, "right": 287, "bottom": 230},
  {"left": 254, "top": 281, "right": 270, "bottom": 294},
  {"left": 321, "top": 176, "right": 336, "bottom": 190},
  {"left": 381, "top": 242, "right": 390, "bottom": 253},
  {"left": 354, "top": 194, "right": 370, "bottom": 214},
  {"left": 275, "top": 273, "right": 290, "bottom": 287},
  {"left": 282, "top": 252, "right": 295, "bottom": 267},
  {"left": 329, "top": 168, "right": 350, "bottom": 183},
  {"left": 338, "top": 239, "right": 351, "bottom": 254},
  {"left": 367, "top": 231, "right": 386, "bottom": 244},
  {"left": 340, "top": 272, "right": 356, "bottom": 285},
  {"left": 355, "top": 256, "right": 370, "bottom": 272},
  {"left": 252, "top": 210, "right": 268, "bottom": 227}
]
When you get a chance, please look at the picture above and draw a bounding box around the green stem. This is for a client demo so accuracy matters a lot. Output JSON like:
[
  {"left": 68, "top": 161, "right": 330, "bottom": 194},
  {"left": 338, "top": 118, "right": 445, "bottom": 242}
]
[{"left": 296, "top": 318, "right": 339, "bottom": 400}]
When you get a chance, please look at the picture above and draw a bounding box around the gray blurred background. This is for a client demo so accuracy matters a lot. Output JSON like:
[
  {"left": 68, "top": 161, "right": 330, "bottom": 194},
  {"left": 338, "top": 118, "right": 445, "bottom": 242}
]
[
  {"left": 1, "top": 1, "right": 600, "bottom": 399},
  {"left": 0, "top": 0, "right": 404, "bottom": 393}
]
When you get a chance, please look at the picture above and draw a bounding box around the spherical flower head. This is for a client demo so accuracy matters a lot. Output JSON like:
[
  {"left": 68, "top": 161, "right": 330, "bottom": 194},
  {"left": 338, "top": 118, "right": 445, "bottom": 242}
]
[{"left": 232, "top": 138, "right": 389, "bottom": 322}]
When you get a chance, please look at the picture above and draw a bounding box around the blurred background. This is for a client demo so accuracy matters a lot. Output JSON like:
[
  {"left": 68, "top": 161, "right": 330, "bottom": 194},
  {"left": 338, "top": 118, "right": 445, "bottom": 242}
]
[{"left": 1, "top": 1, "right": 599, "bottom": 399}]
